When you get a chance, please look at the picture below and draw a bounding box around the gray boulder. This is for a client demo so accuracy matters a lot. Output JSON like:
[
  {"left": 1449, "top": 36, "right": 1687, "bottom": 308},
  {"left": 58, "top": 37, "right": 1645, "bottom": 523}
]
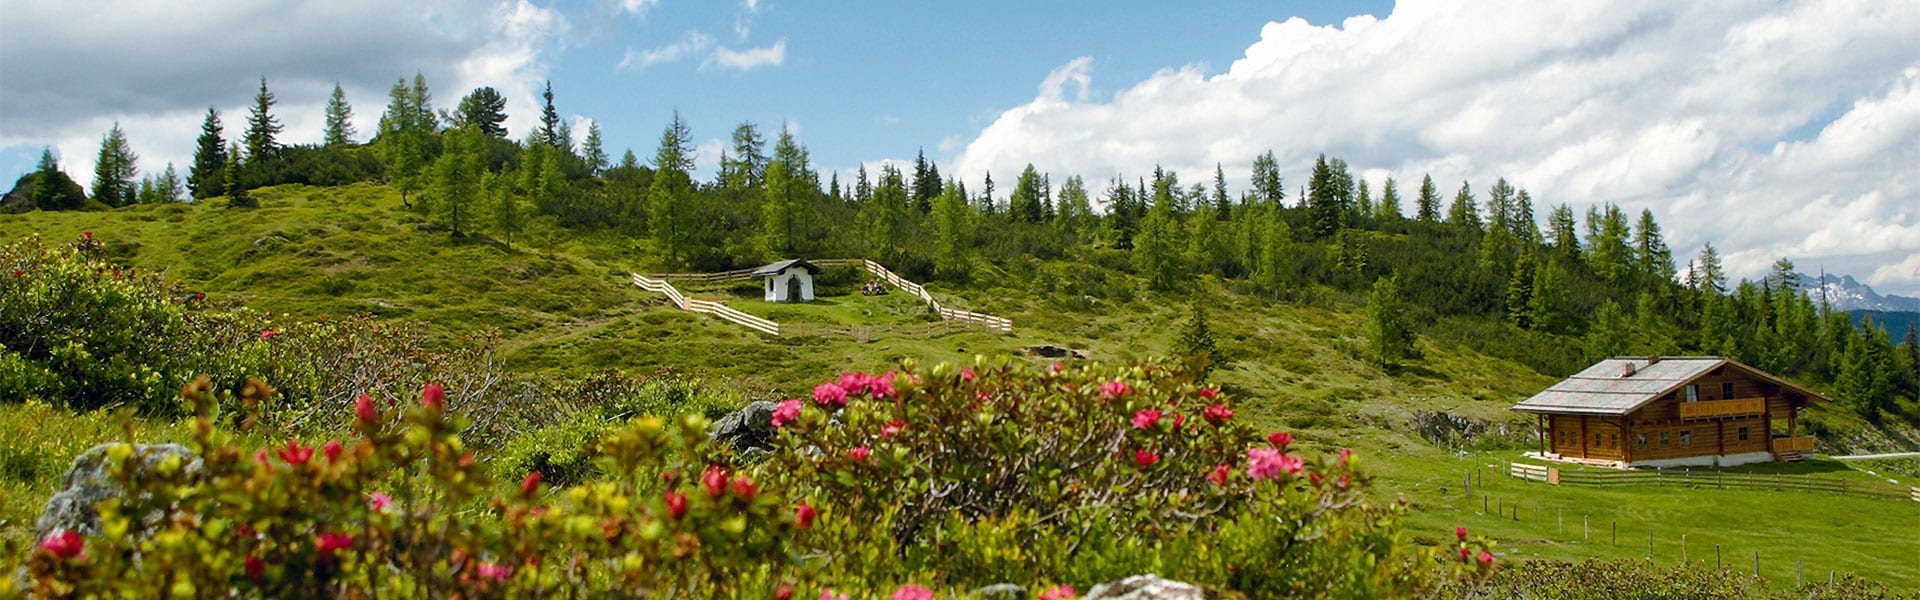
[
  {"left": 1085, "top": 574, "right": 1209, "bottom": 600},
  {"left": 709, "top": 401, "right": 779, "bottom": 453},
  {"left": 977, "top": 583, "right": 1027, "bottom": 599},
  {"left": 34, "top": 443, "right": 202, "bottom": 540}
]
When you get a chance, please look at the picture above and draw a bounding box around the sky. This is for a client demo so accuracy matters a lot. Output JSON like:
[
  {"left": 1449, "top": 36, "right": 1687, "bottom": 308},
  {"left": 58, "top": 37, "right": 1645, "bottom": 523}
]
[{"left": 2, "top": 0, "right": 1917, "bottom": 295}]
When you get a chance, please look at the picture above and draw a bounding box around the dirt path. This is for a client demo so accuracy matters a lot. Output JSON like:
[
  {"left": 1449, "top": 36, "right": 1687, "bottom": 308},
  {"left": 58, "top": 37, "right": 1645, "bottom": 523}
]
[{"left": 1830, "top": 452, "right": 1920, "bottom": 460}]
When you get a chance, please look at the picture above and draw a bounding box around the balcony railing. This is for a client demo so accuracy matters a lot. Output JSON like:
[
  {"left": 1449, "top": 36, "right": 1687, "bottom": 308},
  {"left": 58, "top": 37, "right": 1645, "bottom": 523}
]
[
  {"left": 1678, "top": 397, "right": 1766, "bottom": 420},
  {"left": 1773, "top": 436, "right": 1815, "bottom": 453}
]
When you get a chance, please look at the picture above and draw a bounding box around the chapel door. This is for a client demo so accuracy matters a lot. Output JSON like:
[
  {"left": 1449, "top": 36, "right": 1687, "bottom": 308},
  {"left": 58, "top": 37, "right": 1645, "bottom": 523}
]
[{"left": 786, "top": 275, "right": 802, "bottom": 302}]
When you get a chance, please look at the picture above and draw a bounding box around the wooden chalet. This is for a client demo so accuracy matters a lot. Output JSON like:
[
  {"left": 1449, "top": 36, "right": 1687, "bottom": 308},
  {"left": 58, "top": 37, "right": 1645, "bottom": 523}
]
[{"left": 1512, "top": 357, "right": 1829, "bottom": 468}]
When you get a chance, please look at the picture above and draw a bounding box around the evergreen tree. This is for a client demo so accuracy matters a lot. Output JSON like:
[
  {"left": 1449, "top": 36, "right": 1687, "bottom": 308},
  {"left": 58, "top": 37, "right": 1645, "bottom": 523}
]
[
  {"left": 323, "top": 83, "right": 356, "bottom": 146},
  {"left": 1365, "top": 275, "right": 1414, "bottom": 366},
  {"left": 1904, "top": 323, "right": 1920, "bottom": 395},
  {"left": 408, "top": 74, "right": 436, "bottom": 131},
  {"left": 854, "top": 165, "right": 872, "bottom": 206},
  {"left": 1586, "top": 204, "right": 1634, "bottom": 284},
  {"left": 1632, "top": 208, "right": 1675, "bottom": 288},
  {"left": 452, "top": 87, "right": 510, "bottom": 139},
  {"left": 90, "top": 122, "right": 139, "bottom": 208},
  {"left": 647, "top": 112, "right": 696, "bottom": 266},
  {"left": 1010, "top": 164, "right": 1045, "bottom": 223},
  {"left": 1105, "top": 178, "right": 1139, "bottom": 249},
  {"left": 1511, "top": 189, "right": 1539, "bottom": 243},
  {"left": 1547, "top": 204, "right": 1580, "bottom": 258},
  {"left": 1446, "top": 181, "right": 1480, "bottom": 232},
  {"left": 761, "top": 129, "right": 800, "bottom": 255},
  {"left": 429, "top": 126, "right": 485, "bottom": 236},
  {"left": 488, "top": 170, "right": 522, "bottom": 248},
  {"left": 1765, "top": 258, "right": 1801, "bottom": 294},
  {"left": 1187, "top": 201, "right": 1230, "bottom": 275},
  {"left": 1584, "top": 300, "right": 1631, "bottom": 361},
  {"left": 1307, "top": 155, "right": 1342, "bottom": 238},
  {"left": 725, "top": 122, "right": 767, "bottom": 191},
  {"left": 537, "top": 81, "right": 562, "bottom": 148},
  {"left": 1250, "top": 150, "right": 1284, "bottom": 207},
  {"left": 1354, "top": 179, "right": 1373, "bottom": 227},
  {"left": 188, "top": 108, "right": 227, "bottom": 200},
  {"left": 864, "top": 164, "right": 909, "bottom": 258},
  {"left": 932, "top": 178, "right": 974, "bottom": 280},
  {"left": 1696, "top": 242, "right": 1728, "bottom": 294},
  {"left": 1415, "top": 174, "right": 1441, "bottom": 223},
  {"left": 222, "top": 143, "right": 254, "bottom": 208},
  {"left": 977, "top": 171, "right": 995, "bottom": 216},
  {"left": 911, "top": 149, "right": 942, "bottom": 212},
  {"left": 378, "top": 79, "right": 431, "bottom": 209},
  {"left": 28, "top": 148, "right": 86, "bottom": 211},
  {"left": 1053, "top": 175, "right": 1092, "bottom": 235},
  {"left": 554, "top": 120, "right": 576, "bottom": 158},
  {"left": 1527, "top": 256, "right": 1570, "bottom": 333},
  {"left": 244, "top": 76, "right": 282, "bottom": 163},
  {"left": 1211, "top": 163, "right": 1232, "bottom": 218},
  {"left": 1484, "top": 178, "right": 1514, "bottom": 236},
  {"left": 1378, "top": 177, "right": 1402, "bottom": 221},
  {"left": 136, "top": 163, "right": 184, "bottom": 204},
  {"left": 1252, "top": 207, "right": 1294, "bottom": 297},
  {"left": 582, "top": 121, "right": 609, "bottom": 177},
  {"left": 1504, "top": 251, "right": 1535, "bottom": 328},
  {"left": 1132, "top": 194, "right": 1181, "bottom": 290},
  {"left": 1176, "top": 302, "right": 1221, "bottom": 379}
]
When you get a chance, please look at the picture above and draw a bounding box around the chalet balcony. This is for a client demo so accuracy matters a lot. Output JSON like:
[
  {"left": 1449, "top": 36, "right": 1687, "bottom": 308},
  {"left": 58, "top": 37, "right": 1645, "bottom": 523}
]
[
  {"left": 1677, "top": 397, "right": 1766, "bottom": 420},
  {"left": 1773, "top": 435, "right": 1815, "bottom": 453}
]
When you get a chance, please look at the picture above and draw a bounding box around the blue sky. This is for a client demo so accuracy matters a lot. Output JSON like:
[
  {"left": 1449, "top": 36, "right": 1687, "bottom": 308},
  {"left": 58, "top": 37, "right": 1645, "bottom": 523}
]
[{"left": 2, "top": 0, "right": 1917, "bottom": 295}]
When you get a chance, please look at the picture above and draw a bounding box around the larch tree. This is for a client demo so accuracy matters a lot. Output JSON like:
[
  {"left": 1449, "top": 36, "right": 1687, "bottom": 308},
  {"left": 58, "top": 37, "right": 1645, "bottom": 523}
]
[
  {"left": 582, "top": 121, "right": 609, "bottom": 177},
  {"left": 1365, "top": 274, "right": 1414, "bottom": 366},
  {"left": 725, "top": 122, "right": 767, "bottom": 191},
  {"left": 932, "top": 178, "right": 974, "bottom": 281},
  {"left": 244, "top": 76, "right": 283, "bottom": 163},
  {"left": 1253, "top": 206, "right": 1294, "bottom": 297},
  {"left": 1547, "top": 204, "right": 1580, "bottom": 258},
  {"left": 487, "top": 170, "right": 522, "bottom": 248},
  {"left": 1250, "top": 150, "right": 1284, "bottom": 207},
  {"left": 1052, "top": 175, "right": 1092, "bottom": 236},
  {"left": 1632, "top": 208, "right": 1676, "bottom": 289},
  {"left": 323, "top": 83, "right": 357, "bottom": 146},
  {"left": 1132, "top": 190, "right": 1182, "bottom": 290},
  {"left": 1010, "top": 164, "right": 1045, "bottom": 223},
  {"left": 1585, "top": 204, "right": 1634, "bottom": 285},
  {"left": 378, "top": 79, "right": 430, "bottom": 209},
  {"left": 90, "top": 122, "right": 139, "bottom": 208},
  {"left": 1446, "top": 181, "right": 1481, "bottom": 232},
  {"left": 429, "top": 126, "right": 486, "bottom": 236},
  {"left": 188, "top": 108, "right": 227, "bottom": 200},
  {"left": 1377, "top": 177, "right": 1402, "bottom": 221},
  {"left": 1527, "top": 256, "right": 1570, "bottom": 333},
  {"left": 647, "top": 112, "right": 696, "bottom": 266}
]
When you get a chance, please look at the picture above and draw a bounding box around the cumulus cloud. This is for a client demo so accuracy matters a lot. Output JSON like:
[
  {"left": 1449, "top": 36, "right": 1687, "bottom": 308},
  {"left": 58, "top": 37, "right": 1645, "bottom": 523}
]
[
  {"left": 0, "top": 0, "right": 567, "bottom": 185},
  {"left": 619, "top": 0, "right": 661, "bottom": 17},
  {"left": 952, "top": 0, "right": 1920, "bottom": 294},
  {"left": 619, "top": 31, "right": 716, "bottom": 71},
  {"left": 705, "top": 39, "right": 787, "bottom": 71}
]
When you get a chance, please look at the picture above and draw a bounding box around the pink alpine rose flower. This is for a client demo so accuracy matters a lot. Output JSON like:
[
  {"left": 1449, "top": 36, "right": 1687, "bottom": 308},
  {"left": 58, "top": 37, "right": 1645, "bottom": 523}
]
[
  {"left": 1456, "top": 526, "right": 1468, "bottom": 541},
  {"left": 794, "top": 501, "right": 817, "bottom": 529},
  {"left": 665, "top": 490, "right": 688, "bottom": 519},
  {"left": 892, "top": 584, "right": 935, "bottom": 600},
  {"left": 1133, "top": 449, "right": 1160, "bottom": 467},
  {"left": 871, "top": 371, "right": 898, "bottom": 399},
  {"left": 812, "top": 382, "right": 848, "bottom": 407},
  {"left": 1206, "top": 464, "right": 1232, "bottom": 485},
  {"left": 1197, "top": 387, "right": 1221, "bottom": 400},
  {"left": 316, "top": 532, "right": 354, "bottom": 555},
  {"left": 1247, "top": 447, "right": 1304, "bottom": 480},
  {"left": 702, "top": 465, "right": 729, "bottom": 498},
  {"left": 1202, "top": 404, "right": 1234, "bottom": 423},
  {"left": 881, "top": 420, "right": 905, "bottom": 437},
  {"left": 961, "top": 368, "right": 975, "bottom": 382},
  {"left": 771, "top": 399, "right": 803, "bottom": 428},
  {"left": 846, "top": 445, "right": 871, "bottom": 462},
  {"left": 1131, "top": 408, "right": 1162, "bottom": 429},
  {"left": 40, "top": 531, "right": 84, "bottom": 560},
  {"left": 276, "top": 439, "right": 314, "bottom": 466},
  {"left": 838, "top": 371, "right": 872, "bottom": 395},
  {"left": 1267, "top": 431, "right": 1294, "bottom": 449},
  {"left": 477, "top": 562, "right": 513, "bottom": 582},
  {"left": 1038, "top": 585, "right": 1077, "bottom": 600},
  {"left": 1100, "top": 380, "right": 1131, "bottom": 400},
  {"left": 368, "top": 492, "right": 394, "bottom": 512},
  {"left": 1478, "top": 550, "right": 1495, "bottom": 566},
  {"left": 421, "top": 382, "right": 445, "bottom": 412},
  {"left": 354, "top": 393, "right": 379, "bottom": 427}
]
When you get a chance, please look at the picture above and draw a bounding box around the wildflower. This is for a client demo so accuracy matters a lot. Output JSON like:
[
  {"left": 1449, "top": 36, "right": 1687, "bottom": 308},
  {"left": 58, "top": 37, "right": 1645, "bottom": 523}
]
[
  {"left": 838, "top": 371, "right": 872, "bottom": 395},
  {"left": 10, "top": 270, "right": 21, "bottom": 277},
  {"left": 881, "top": 420, "right": 905, "bottom": 437},
  {"left": 794, "top": 501, "right": 817, "bottom": 530},
  {"left": 892, "top": 585, "right": 935, "bottom": 600},
  {"left": 961, "top": 368, "right": 975, "bottom": 382},
  {"left": 1459, "top": 546, "right": 1471, "bottom": 562},
  {"left": 421, "top": 382, "right": 445, "bottom": 412},
  {"left": 322, "top": 439, "right": 343, "bottom": 463},
  {"left": 253, "top": 449, "right": 272, "bottom": 472},
  {"left": 1246, "top": 447, "right": 1303, "bottom": 481},
  {"left": 39, "top": 531, "right": 84, "bottom": 560},
  {"left": 1131, "top": 408, "right": 1162, "bottom": 429},
  {"left": 821, "top": 591, "right": 849, "bottom": 600},
  {"left": 871, "top": 371, "right": 898, "bottom": 399},
  {"left": 666, "top": 490, "right": 688, "bottom": 519},
  {"left": 1133, "top": 449, "right": 1160, "bottom": 467},
  {"left": 812, "top": 382, "right": 848, "bottom": 407},
  {"left": 776, "top": 585, "right": 795, "bottom": 600},
  {"left": 368, "top": 492, "right": 394, "bottom": 512},
  {"left": 1206, "top": 464, "right": 1231, "bottom": 485},
  {"left": 1478, "top": 550, "right": 1494, "bottom": 566},
  {"left": 1267, "top": 431, "right": 1293, "bottom": 449},
  {"left": 260, "top": 330, "right": 277, "bottom": 340},
  {"left": 245, "top": 554, "right": 265, "bottom": 581},
  {"left": 478, "top": 562, "right": 513, "bottom": 582},
  {"left": 1339, "top": 447, "right": 1354, "bottom": 464},
  {"left": 1202, "top": 404, "right": 1234, "bottom": 423},
  {"left": 276, "top": 439, "right": 314, "bottom": 466},
  {"left": 1197, "top": 387, "right": 1220, "bottom": 400},
  {"left": 1171, "top": 413, "right": 1186, "bottom": 430},
  {"left": 1038, "top": 585, "right": 1077, "bottom": 600},
  {"left": 702, "top": 466, "right": 729, "bottom": 498},
  {"left": 846, "top": 445, "right": 871, "bottom": 463},
  {"left": 1309, "top": 472, "right": 1325, "bottom": 486},
  {"left": 1100, "top": 380, "right": 1131, "bottom": 399},
  {"left": 771, "top": 399, "right": 803, "bottom": 428},
  {"left": 521, "top": 471, "right": 544, "bottom": 498},
  {"left": 316, "top": 532, "right": 354, "bottom": 555},
  {"left": 730, "top": 475, "right": 757, "bottom": 499},
  {"left": 354, "top": 393, "right": 379, "bottom": 427},
  {"left": 1050, "top": 363, "right": 1064, "bottom": 374},
  {"left": 1456, "top": 526, "right": 1468, "bottom": 541}
]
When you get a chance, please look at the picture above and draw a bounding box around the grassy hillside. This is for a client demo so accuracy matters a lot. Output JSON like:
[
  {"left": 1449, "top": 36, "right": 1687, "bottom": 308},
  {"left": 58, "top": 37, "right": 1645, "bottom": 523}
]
[{"left": 3, "top": 183, "right": 1914, "bottom": 589}]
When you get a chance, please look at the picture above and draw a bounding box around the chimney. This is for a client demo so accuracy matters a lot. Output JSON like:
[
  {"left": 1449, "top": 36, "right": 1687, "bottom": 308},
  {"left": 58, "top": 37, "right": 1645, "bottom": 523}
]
[
  {"left": 1647, "top": 356, "right": 1661, "bottom": 366},
  {"left": 1622, "top": 362, "right": 1638, "bottom": 378}
]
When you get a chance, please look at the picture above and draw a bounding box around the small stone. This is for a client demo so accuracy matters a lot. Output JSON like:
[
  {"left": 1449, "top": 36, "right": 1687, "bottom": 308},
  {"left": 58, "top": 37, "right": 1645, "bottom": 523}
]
[
  {"left": 34, "top": 443, "right": 203, "bottom": 540},
  {"left": 1084, "top": 574, "right": 1208, "bottom": 600}
]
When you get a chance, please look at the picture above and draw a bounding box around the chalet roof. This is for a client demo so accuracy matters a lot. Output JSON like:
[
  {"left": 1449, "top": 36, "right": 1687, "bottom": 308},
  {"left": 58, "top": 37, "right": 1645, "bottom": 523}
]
[
  {"left": 751, "top": 259, "right": 821, "bottom": 277},
  {"left": 1511, "top": 356, "right": 1830, "bottom": 416}
]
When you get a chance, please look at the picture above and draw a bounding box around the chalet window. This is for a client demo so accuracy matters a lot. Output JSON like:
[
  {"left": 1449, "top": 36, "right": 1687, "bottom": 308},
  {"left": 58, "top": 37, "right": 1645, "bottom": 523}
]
[
  {"left": 1609, "top": 434, "right": 1618, "bottom": 448},
  {"left": 1681, "top": 430, "right": 1691, "bottom": 446},
  {"left": 1660, "top": 431, "right": 1670, "bottom": 447},
  {"left": 1637, "top": 433, "right": 1648, "bottom": 448},
  {"left": 1721, "top": 383, "right": 1735, "bottom": 399},
  {"left": 1595, "top": 433, "right": 1603, "bottom": 447},
  {"left": 1684, "top": 385, "right": 1698, "bottom": 403},
  {"left": 1738, "top": 426, "right": 1749, "bottom": 441}
]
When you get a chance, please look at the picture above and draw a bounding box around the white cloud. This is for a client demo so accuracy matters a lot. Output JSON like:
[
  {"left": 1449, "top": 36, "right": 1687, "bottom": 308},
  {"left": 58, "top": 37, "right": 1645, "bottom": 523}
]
[
  {"left": 619, "top": 0, "right": 661, "bottom": 17},
  {"left": 734, "top": 0, "right": 765, "bottom": 38},
  {"left": 705, "top": 38, "right": 787, "bottom": 71},
  {"left": 1870, "top": 252, "right": 1920, "bottom": 299},
  {"left": 618, "top": 30, "right": 715, "bottom": 71},
  {"left": 952, "top": 0, "right": 1920, "bottom": 294},
  {"left": 1, "top": 0, "right": 568, "bottom": 184}
]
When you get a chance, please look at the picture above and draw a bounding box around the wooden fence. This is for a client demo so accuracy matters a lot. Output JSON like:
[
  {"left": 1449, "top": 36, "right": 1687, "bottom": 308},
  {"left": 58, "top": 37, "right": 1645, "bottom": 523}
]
[
  {"left": 1509, "top": 462, "right": 1917, "bottom": 501},
  {"left": 629, "top": 259, "right": 1014, "bottom": 340}
]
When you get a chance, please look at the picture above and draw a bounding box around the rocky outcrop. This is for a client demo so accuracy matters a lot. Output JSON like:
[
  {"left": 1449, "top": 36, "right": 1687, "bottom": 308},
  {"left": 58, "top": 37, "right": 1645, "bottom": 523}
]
[
  {"left": 708, "top": 400, "right": 779, "bottom": 453},
  {"left": 1085, "top": 574, "right": 1210, "bottom": 600},
  {"left": 34, "top": 443, "right": 202, "bottom": 540}
]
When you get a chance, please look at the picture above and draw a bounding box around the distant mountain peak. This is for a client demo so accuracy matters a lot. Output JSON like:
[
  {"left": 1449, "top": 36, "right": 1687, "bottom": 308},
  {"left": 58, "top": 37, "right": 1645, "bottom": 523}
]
[{"left": 1794, "top": 273, "right": 1920, "bottom": 313}]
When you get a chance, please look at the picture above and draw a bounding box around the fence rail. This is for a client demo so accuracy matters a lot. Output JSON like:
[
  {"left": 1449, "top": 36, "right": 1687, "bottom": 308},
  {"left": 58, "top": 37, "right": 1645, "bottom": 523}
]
[
  {"left": 1509, "top": 462, "right": 1916, "bottom": 501},
  {"left": 630, "top": 259, "right": 1014, "bottom": 340}
]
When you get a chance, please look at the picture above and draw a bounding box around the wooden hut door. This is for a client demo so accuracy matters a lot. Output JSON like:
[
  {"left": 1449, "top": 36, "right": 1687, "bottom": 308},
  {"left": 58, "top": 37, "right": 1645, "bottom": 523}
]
[{"left": 786, "top": 275, "right": 802, "bottom": 302}]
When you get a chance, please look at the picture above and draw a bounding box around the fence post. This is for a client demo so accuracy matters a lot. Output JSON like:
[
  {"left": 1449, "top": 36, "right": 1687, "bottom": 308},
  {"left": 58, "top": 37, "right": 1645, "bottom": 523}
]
[
  {"left": 1797, "top": 560, "right": 1803, "bottom": 587},
  {"left": 1584, "top": 515, "right": 1589, "bottom": 541},
  {"left": 1533, "top": 501, "right": 1538, "bottom": 525},
  {"left": 1612, "top": 521, "right": 1617, "bottom": 546},
  {"left": 1647, "top": 531, "right": 1653, "bottom": 557},
  {"left": 1754, "top": 551, "right": 1759, "bottom": 577},
  {"left": 1558, "top": 508, "right": 1564, "bottom": 535},
  {"left": 1465, "top": 471, "right": 1472, "bottom": 502},
  {"left": 1716, "top": 544, "right": 1721, "bottom": 569},
  {"left": 1681, "top": 534, "right": 1686, "bottom": 563}
]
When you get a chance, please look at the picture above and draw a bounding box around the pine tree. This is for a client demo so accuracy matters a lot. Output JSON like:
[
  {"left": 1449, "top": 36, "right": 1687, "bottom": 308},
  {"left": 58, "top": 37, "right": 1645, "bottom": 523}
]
[
  {"left": 1365, "top": 275, "right": 1414, "bottom": 366},
  {"left": 1176, "top": 302, "right": 1221, "bottom": 378},
  {"left": 323, "top": 83, "right": 356, "bottom": 146},
  {"left": 932, "top": 179, "right": 973, "bottom": 280},
  {"left": 582, "top": 121, "right": 609, "bottom": 177},
  {"left": 1416, "top": 174, "right": 1441, "bottom": 223},
  {"left": 188, "top": 108, "right": 227, "bottom": 200},
  {"left": 244, "top": 76, "right": 282, "bottom": 163},
  {"left": 1378, "top": 177, "right": 1402, "bottom": 221},
  {"left": 1250, "top": 151, "right": 1284, "bottom": 207},
  {"left": 452, "top": 87, "right": 510, "bottom": 139},
  {"left": 647, "top": 112, "right": 695, "bottom": 266},
  {"left": 90, "top": 122, "right": 139, "bottom": 208},
  {"left": 538, "top": 81, "right": 561, "bottom": 148},
  {"left": 1446, "top": 182, "right": 1480, "bottom": 232}
]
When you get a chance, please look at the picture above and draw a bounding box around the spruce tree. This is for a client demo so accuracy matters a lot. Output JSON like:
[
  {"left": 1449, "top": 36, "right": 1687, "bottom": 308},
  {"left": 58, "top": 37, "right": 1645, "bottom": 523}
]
[
  {"left": 1250, "top": 151, "right": 1284, "bottom": 207},
  {"left": 244, "top": 76, "right": 282, "bottom": 163},
  {"left": 323, "top": 83, "right": 356, "bottom": 146},
  {"left": 1211, "top": 163, "right": 1232, "bottom": 218},
  {"left": 1365, "top": 275, "right": 1414, "bottom": 366},
  {"left": 90, "top": 122, "right": 139, "bottom": 208},
  {"left": 1416, "top": 174, "right": 1441, "bottom": 223},
  {"left": 582, "top": 121, "right": 609, "bottom": 177},
  {"left": 1176, "top": 302, "right": 1221, "bottom": 378},
  {"left": 1307, "top": 155, "right": 1342, "bottom": 238},
  {"left": 725, "top": 122, "right": 767, "bottom": 191},
  {"left": 538, "top": 80, "right": 561, "bottom": 148},
  {"left": 1378, "top": 177, "right": 1402, "bottom": 221},
  {"left": 1446, "top": 181, "right": 1481, "bottom": 232},
  {"left": 188, "top": 108, "right": 227, "bottom": 200},
  {"left": 223, "top": 143, "right": 254, "bottom": 208},
  {"left": 1504, "top": 252, "right": 1535, "bottom": 328}
]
